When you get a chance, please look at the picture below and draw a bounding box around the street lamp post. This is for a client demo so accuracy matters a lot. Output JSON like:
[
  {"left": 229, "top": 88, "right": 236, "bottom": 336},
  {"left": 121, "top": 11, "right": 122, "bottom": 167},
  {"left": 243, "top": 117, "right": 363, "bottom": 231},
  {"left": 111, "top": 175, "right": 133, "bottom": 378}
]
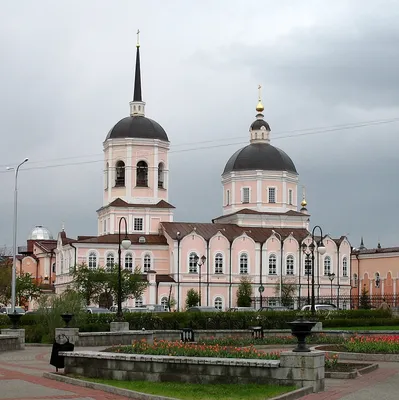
[
  {"left": 194, "top": 255, "right": 206, "bottom": 306},
  {"left": 7, "top": 158, "right": 29, "bottom": 314},
  {"left": 272, "top": 230, "right": 283, "bottom": 306},
  {"left": 302, "top": 251, "right": 311, "bottom": 306},
  {"left": 117, "top": 217, "right": 131, "bottom": 320},
  {"left": 328, "top": 273, "right": 335, "bottom": 305},
  {"left": 301, "top": 226, "right": 326, "bottom": 316}
]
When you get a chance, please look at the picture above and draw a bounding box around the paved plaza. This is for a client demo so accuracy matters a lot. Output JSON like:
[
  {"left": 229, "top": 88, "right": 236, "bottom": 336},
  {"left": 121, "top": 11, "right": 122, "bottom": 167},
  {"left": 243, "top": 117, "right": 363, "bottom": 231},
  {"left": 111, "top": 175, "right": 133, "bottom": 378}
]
[{"left": 1, "top": 346, "right": 399, "bottom": 399}]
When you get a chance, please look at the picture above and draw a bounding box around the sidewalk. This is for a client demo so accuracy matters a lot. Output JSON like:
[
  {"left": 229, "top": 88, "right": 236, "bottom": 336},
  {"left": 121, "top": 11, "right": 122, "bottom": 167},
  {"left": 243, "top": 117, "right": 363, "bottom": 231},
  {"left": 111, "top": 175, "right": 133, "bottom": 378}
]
[
  {"left": 1, "top": 346, "right": 399, "bottom": 399},
  {"left": 0, "top": 346, "right": 134, "bottom": 400}
]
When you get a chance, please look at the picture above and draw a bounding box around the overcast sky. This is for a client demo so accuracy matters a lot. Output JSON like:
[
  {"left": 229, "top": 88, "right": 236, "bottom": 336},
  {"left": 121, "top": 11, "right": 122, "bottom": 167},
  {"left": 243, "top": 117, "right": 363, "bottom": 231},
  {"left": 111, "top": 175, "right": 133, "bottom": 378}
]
[{"left": 1, "top": 0, "right": 398, "bottom": 251}]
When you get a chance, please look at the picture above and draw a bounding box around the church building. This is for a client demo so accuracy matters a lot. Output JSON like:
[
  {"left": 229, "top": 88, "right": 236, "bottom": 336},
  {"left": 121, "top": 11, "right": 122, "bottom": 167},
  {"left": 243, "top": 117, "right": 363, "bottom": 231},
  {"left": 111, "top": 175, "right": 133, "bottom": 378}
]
[{"left": 51, "top": 36, "right": 352, "bottom": 311}]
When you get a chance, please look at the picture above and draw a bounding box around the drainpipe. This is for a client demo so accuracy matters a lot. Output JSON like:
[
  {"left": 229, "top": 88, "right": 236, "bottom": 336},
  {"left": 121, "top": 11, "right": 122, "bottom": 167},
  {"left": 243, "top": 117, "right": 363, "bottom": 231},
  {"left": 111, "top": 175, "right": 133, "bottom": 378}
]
[
  {"left": 259, "top": 242, "right": 264, "bottom": 309},
  {"left": 176, "top": 233, "right": 181, "bottom": 311},
  {"left": 336, "top": 245, "right": 340, "bottom": 309},
  {"left": 70, "top": 242, "right": 77, "bottom": 271},
  {"left": 49, "top": 250, "right": 54, "bottom": 286},
  {"left": 298, "top": 242, "right": 302, "bottom": 309},
  {"left": 206, "top": 239, "right": 210, "bottom": 306},
  {"left": 229, "top": 240, "right": 233, "bottom": 308},
  {"left": 355, "top": 252, "right": 360, "bottom": 309}
]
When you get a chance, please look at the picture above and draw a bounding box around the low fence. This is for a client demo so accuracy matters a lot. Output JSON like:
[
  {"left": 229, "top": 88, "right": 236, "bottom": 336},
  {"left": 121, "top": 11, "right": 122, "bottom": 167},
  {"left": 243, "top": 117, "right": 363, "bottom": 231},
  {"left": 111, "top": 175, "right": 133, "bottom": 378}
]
[{"left": 0, "top": 330, "right": 24, "bottom": 351}]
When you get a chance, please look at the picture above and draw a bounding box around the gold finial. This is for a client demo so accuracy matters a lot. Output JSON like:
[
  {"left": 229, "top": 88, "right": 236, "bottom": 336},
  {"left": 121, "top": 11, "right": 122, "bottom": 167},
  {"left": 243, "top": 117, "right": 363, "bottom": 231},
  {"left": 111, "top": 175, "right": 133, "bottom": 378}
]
[
  {"left": 301, "top": 186, "right": 307, "bottom": 207},
  {"left": 136, "top": 29, "right": 140, "bottom": 48},
  {"left": 256, "top": 84, "right": 264, "bottom": 112}
]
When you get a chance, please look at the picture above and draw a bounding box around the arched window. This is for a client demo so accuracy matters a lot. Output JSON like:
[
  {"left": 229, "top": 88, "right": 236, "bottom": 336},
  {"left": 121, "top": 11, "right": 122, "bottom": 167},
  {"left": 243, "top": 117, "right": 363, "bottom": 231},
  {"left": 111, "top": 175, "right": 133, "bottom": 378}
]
[
  {"left": 189, "top": 252, "right": 198, "bottom": 273},
  {"left": 60, "top": 254, "right": 64, "bottom": 274},
  {"left": 52, "top": 262, "right": 56, "bottom": 273},
  {"left": 286, "top": 255, "right": 294, "bottom": 275},
  {"left": 105, "top": 162, "right": 109, "bottom": 189},
  {"left": 353, "top": 273, "right": 358, "bottom": 287},
  {"left": 115, "top": 160, "right": 125, "bottom": 187},
  {"left": 136, "top": 161, "right": 148, "bottom": 187},
  {"left": 143, "top": 254, "right": 151, "bottom": 272},
  {"left": 161, "top": 296, "right": 169, "bottom": 311},
  {"left": 158, "top": 162, "right": 164, "bottom": 188},
  {"left": 214, "top": 253, "right": 223, "bottom": 274},
  {"left": 342, "top": 257, "right": 348, "bottom": 277},
  {"left": 268, "top": 254, "right": 276, "bottom": 275},
  {"left": 304, "top": 257, "right": 312, "bottom": 276},
  {"left": 125, "top": 253, "right": 133, "bottom": 272},
  {"left": 135, "top": 297, "right": 144, "bottom": 307},
  {"left": 106, "top": 253, "right": 115, "bottom": 270},
  {"left": 375, "top": 272, "right": 380, "bottom": 288},
  {"left": 239, "top": 253, "right": 248, "bottom": 274},
  {"left": 214, "top": 297, "right": 223, "bottom": 310},
  {"left": 88, "top": 252, "right": 97, "bottom": 270},
  {"left": 324, "top": 256, "right": 331, "bottom": 275}
]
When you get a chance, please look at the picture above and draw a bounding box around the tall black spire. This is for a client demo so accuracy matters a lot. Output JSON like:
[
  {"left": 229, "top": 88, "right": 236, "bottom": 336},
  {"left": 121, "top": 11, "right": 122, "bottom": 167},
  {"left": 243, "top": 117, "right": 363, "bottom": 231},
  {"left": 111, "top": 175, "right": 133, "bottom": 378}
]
[{"left": 133, "top": 40, "right": 142, "bottom": 101}]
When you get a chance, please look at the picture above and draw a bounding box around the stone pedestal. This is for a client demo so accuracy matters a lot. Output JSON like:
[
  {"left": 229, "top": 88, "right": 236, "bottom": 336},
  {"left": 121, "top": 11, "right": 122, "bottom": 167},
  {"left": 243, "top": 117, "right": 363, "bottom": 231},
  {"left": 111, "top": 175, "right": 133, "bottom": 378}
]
[
  {"left": 55, "top": 328, "right": 79, "bottom": 345},
  {"left": 279, "top": 350, "right": 325, "bottom": 392},
  {"left": 110, "top": 322, "right": 129, "bottom": 332},
  {"left": 1, "top": 329, "right": 25, "bottom": 349}
]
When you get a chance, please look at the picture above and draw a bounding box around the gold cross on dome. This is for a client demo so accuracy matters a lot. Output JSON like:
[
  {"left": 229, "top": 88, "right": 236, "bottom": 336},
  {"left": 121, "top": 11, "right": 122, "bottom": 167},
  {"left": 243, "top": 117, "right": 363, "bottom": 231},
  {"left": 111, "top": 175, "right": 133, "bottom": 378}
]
[{"left": 136, "top": 29, "right": 140, "bottom": 47}]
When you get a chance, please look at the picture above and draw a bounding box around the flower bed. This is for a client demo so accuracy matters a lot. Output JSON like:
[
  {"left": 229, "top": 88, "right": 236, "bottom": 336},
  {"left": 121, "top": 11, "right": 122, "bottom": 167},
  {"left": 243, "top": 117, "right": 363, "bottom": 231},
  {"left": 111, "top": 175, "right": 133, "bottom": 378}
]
[
  {"left": 105, "top": 339, "right": 280, "bottom": 360},
  {"left": 345, "top": 335, "right": 399, "bottom": 354}
]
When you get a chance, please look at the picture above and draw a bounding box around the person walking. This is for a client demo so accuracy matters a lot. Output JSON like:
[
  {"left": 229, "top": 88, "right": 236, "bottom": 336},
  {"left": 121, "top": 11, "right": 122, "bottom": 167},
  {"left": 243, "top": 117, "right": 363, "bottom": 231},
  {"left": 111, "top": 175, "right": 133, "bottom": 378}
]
[{"left": 378, "top": 298, "right": 390, "bottom": 310}]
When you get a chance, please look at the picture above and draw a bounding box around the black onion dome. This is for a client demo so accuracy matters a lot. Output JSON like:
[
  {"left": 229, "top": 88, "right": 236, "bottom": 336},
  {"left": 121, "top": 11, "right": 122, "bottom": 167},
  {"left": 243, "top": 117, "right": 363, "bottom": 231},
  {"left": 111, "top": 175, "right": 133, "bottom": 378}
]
[
  {"left": 223, "top": 143, "right": 297, "bottom": 174},
  {"left": 106, "top": 116, "right": 169, "bottom": 141},
  {"left": 250, "top": 119, "right": 271, "bottom": 130}
]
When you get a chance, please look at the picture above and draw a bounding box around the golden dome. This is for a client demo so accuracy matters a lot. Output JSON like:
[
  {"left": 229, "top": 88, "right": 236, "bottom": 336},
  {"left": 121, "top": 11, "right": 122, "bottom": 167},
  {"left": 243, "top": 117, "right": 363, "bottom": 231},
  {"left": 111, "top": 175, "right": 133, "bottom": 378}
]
[
  {"left": 256, "top": 101, "right": 264, "bottom": 112},
  {"left": 301, "top": 199, "right": 307, "bottom": 207}
]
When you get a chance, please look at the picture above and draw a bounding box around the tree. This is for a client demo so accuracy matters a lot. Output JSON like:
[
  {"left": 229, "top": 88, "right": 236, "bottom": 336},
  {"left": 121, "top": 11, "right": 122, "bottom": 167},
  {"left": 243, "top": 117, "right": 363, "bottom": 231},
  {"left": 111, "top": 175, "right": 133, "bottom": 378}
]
[
  {"left": 236, "top": 276, "right": 253, "bottom": 307},
  {"left": 185, "top": 288, "right": 200, "bottom": 308},
  {"left": 16, "top": 273, "right": 41, "bottom": 306},
  {"left": 274, "top": 278, "right": 297, "bottom": 307},
  {"left": 360, "top": 286, "right": 371, "bottom": 309},
  {"left": 72, "top": 264, "right": 106, "bottom": 306},
  {"left": 0, "top": 257, "right": 12, "bottom": 305}
]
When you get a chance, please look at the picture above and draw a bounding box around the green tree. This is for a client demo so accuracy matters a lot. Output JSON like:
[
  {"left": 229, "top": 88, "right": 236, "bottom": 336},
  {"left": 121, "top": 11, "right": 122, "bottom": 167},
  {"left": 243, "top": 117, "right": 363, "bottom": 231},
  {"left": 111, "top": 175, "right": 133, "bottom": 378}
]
[
  {"left": 185, "top": 288, "right": 200, "bottom": 308},
  {"left": 16, "top": 273, "right": 41, "bottom": 305},
  {"left": 0, "top": 258, "right": 12, "bottom": 305},
  {"left": 360, "top": 286, "right": 371, "bottom": 309},
  {"left": 236, "top": 276, "right": 253, "bottom": 307},
  {"left": 274, "top": 278, "right": 297, "bottom": 307},
  {"left": 72, "top": 264, "right": 106, "bottom": 305}
]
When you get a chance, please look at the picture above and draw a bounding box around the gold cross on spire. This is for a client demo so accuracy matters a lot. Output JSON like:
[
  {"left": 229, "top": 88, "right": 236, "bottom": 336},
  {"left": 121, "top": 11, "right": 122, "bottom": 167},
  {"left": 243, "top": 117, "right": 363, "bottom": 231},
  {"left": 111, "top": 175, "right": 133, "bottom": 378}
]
[
  {"left": 256, "top": 84, "right": 264, "bottom": 112},
  {"left": 136, "top": 29, "right": 140, "bottom": 48},
  {"left": 258, "top": 84, "right": 262, "bottom": 101}
]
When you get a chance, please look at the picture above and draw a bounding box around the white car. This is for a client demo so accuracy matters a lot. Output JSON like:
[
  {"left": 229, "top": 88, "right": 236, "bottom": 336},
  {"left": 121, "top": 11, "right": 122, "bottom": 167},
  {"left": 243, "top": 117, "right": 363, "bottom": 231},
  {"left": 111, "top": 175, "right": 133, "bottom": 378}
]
[
  {"left": 301, "top": 304, "right": 336, "bottom": 312},
  {"left": 0, "top": 306, "right": 26, "bottom": 315}
]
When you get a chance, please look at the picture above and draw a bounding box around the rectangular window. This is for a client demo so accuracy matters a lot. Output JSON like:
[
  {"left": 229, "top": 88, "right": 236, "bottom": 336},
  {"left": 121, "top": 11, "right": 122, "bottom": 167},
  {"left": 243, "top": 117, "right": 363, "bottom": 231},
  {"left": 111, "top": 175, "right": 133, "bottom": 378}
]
[
  {"left": 288, "top": 189, "right": 293, "bottom": 205},
  {"left": 226, "top": 190, "right": 230, "bottom": 206},
  {"left": 134, "top": 218, "right": 143, "bottom": 231},
  {"left": 103, "top": 220, "right": 106, "bottom": 234},
  {"left": 242, "top": 187, "right": 250, "bottom": 204},
  {"left": 268, "top": 187, "right": 276, "bottom": 203}
]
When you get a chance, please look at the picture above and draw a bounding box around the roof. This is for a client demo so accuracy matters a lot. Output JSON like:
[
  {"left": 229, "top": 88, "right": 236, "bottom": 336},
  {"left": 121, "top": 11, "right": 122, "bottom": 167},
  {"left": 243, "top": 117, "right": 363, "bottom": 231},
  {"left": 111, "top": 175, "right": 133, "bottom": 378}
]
[
  {"left": 250, "top": 119, "right": 271, "bottom": 130},
  {"left": 223, "top": 143, "right": 297, "bottom": 174},
  {"left": 98, "top": 198, "right": 175, "bottom": 211},
  {"left": 161, "top": 222, "right": 309, "bottom": 243},
  {"left": 213, "top": 208, "right": 307, "bottom": 221},
  {"left": 76, "top": 234, "right": 168, "bottom": 246},
  {"left": 353, "top": 246, "right": 399, "bottom": 255},
  {"left": 35, "top": 240, "right": 57, "bottom": 252}
]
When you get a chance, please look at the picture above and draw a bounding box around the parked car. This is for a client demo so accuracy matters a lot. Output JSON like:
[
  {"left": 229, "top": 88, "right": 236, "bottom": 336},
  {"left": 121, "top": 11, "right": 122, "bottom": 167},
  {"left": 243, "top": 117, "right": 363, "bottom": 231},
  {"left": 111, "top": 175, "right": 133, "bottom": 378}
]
[
  {"left": 0, "top": 307, "right": 26, "bottom": 315},
  {"left": 86, "top": 307, "right": 112, "bottom": 314},
  {"left": 301, "top": 304, "right": 336, "bottom": 312},
  {"left": 258, "top": 306, "right": 289, "bottom": 312},
  {"left": 186, "top": 306, "right": 220, "bottom": 312},
  {"left": 122, "top": 307, "right": 149, "bottom": 313},
  {"left": 228, "top": 307, "right": 257, "bottom": 312}
]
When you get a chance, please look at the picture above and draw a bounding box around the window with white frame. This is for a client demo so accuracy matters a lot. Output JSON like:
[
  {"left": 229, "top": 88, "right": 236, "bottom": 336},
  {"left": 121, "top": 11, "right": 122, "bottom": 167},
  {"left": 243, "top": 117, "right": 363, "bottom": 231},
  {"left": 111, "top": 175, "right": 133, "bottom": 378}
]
[
  {"left": 288, "top": 189, "right": 293, "bottom": 205},
  {"left": 268, "top": 187, "right": 276, "bottom": 203},
  {"left": 106, "top": 253, "right": 115, "bottom": 270},
  {"left": 60, "top": 254, "right": 64, "bottom": 274},
  {"left": 239, "top": 253, "right": 248, "bottom": 274},
  {"left": 214, "top": 297, "right": 223, "bottom": 310},
  {"left": 353, "top": 273, "right": 358, "bottom": 287},
  {"left": 286, "top": 255, "right": 294, "bottom": 275},
  {"left": 226, "top": 190, "right": 230, "bottom": 206},
  {"left": 342, "top": 257, "right": 348, "bottom": 277},
  {"left": 161, "top": 296, "right": 169, "bottom": 311},
  {"left": 268, "top": 299, "right": 277, "bottom": 306},
  {"left": 324, "top": 256, "right": 331, "bottom": 275},
  {"left": 189, "top": 252, "right": 198, "bottom": 273},
  {"left": 134, "top": 218, "right": 143, "bottom": 231},
  {"left": 242, "top": 187, "right": 250, "bottom": 204},
  {"left": 143, "top": 254, "right": 151, "bottom": 272},
  {"left": 214, "top": 253, "right": 223, "bottom": 274},
  {"left": 125, "top": 253, "right": 133, "bottom": 272},
  {"left": 103, "top": 219, "right": 106, "bottom": 234},
  {"left": 268, "top": 254, "right": 277, "bottom": 274},
  {"left": 135, "top": 297, "right": 144, "bottom": 307},
  {"left": 304, "top": 256, "right": 312, "bottom": 275},
  {"left": 88, "top": 252, "right": 97, "bottom": 270}
]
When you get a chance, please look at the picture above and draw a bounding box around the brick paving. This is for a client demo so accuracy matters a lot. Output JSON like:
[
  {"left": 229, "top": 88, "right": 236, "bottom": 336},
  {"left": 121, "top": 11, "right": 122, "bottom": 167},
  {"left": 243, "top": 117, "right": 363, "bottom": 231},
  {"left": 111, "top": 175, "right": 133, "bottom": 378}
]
[
  {"left": 1, "top": 346, "right": 399, "bottom": 399},
  {"left": 0, "top": 347, "right": 134, "bottom": 400}
]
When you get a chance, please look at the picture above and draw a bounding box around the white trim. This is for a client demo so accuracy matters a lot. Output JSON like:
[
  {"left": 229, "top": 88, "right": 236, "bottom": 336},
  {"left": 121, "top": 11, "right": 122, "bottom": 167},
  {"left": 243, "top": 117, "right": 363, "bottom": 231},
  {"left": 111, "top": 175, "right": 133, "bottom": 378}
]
[
  {"left": 213, "top": 251, "right": 225, "bottom": 274},
  {"left": 86, "top": 249, "right": 100, "bottom": 269},
  {"left": 267, "top": 253, "right": 277, "bottom": 275},
  {"left": 133, "top": 216, "right": 144, "bottom": 232},
  {"left": 285, "top": 253, "right": 295, "bottom": 275},
  {"left": 267, "top": 186, "right": 277, "bottom": 204},
  {"left": 187, "top": 250, "right": 199, "bottom": 274},
  {"left": 241, "top": 186, "right": 251, "bottom": 204},
  {"left": 238, "top": 251, "right": 249, "bottom": 274}
]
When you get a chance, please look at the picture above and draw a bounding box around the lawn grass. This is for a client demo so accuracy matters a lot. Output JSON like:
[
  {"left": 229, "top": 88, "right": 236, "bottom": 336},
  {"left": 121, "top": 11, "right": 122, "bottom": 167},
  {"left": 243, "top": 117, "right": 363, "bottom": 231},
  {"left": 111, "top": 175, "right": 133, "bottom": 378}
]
[
  {"left": 328, "top": 326, "right": 399, "bottom": 331},
  {"left": 78, "top": 377, "right": 296, "bottom": 400}
]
